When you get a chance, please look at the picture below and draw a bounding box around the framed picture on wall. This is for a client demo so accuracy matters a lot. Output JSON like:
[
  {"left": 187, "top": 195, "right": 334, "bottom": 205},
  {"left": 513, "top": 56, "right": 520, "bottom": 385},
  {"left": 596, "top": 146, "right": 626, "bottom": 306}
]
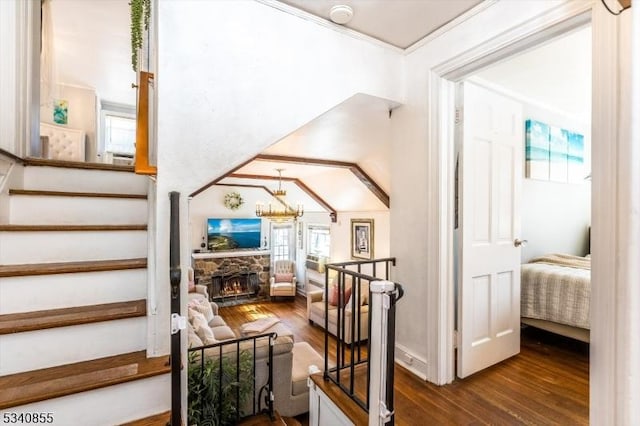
[{"left": 351, "top": 219, "right": 374, "bottom": 260}]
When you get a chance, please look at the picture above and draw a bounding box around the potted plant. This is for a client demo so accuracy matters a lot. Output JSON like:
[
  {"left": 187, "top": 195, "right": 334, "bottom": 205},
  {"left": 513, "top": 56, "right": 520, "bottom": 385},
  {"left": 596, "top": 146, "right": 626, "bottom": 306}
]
[{"left": 129, "top": 0, "right": 151, "bottom": 72}]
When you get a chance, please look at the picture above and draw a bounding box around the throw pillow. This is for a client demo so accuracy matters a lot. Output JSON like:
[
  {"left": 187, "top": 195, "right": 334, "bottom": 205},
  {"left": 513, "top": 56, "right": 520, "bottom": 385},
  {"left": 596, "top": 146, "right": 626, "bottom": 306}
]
[
  {"left": 275, "top": 272, "right": 294, "bottom": 283},
  {"left": 188, "top": 280, "right": 196, "bottom": 293},
  {"left": 342, "top": 287, "right": 353, "bottom": 308},
  {"left": 328, "top": 285, "right": 352, "bottom": 307},
  {"left": 190, "top": 300, "right": 215, "bottom": 323},
  {"left": 328, "top": 285, "right": 338, "bottom": 306},
  {"left": 191, "top": 310, "right": 217, "bottom": 345},
  {"left": 187, "top": 322, "right": 203, "bottom": 348}
]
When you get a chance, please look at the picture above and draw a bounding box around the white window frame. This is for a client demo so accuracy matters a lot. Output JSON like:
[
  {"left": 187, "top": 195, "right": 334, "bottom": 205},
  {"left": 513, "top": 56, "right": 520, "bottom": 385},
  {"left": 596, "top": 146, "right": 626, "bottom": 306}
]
[
  {"left": 307, "top": 224, "right": 330, "bottom": 259},
  {"left": 271, "top": 222, "right": 295, "bottom": 262},
  {"left": 99, "top": 100, "right": 136, "bottom": 158}
]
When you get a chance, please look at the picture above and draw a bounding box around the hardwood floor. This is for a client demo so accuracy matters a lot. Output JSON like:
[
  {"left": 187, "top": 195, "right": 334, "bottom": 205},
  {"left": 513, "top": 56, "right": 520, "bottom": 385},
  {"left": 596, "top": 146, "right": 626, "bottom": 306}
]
[{"left": 219, "top": 296, "right": 589, "bottom": 425}]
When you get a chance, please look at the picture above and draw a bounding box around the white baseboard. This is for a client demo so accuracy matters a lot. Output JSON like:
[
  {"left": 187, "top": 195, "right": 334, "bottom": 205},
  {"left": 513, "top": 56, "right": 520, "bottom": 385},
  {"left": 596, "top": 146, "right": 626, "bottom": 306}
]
[{"left": 395, "top": 343, "right": 428, "bottom": 381}]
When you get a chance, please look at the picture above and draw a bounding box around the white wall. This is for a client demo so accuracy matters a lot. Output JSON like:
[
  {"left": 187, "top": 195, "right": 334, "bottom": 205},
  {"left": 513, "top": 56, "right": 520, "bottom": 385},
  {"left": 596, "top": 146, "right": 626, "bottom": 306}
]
[
  {"left": 189, "top": 186, "right": 272, "bottom": 252},
  {"left": 40, "top": 83, "right": 97, "bottom": 161},
  {"left": 330, "top": 211, "right": 390, "bottom": 263},
  {"left": 521, "top": 103, "right": 591, "bottom": 261},
  {"left": 156, "top": 0, "right": 402, "bottom": 358}
]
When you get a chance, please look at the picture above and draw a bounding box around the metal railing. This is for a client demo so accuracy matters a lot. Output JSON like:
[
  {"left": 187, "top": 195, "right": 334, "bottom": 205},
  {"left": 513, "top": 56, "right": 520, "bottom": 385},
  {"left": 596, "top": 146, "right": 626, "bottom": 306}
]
[
  {"left": 322, "top": 257, "right": 403, "bottom": 424},
  {"left": 169, "top": 191, "right": 181, "bottom": 426},
  {"left": 187, "top": 333, "right": 276, "bottom": 425}
]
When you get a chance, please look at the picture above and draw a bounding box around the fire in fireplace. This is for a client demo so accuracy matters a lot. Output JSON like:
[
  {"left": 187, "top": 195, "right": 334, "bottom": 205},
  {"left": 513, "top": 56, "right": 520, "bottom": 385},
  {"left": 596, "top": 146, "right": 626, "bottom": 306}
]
[{"left": 211, "top": 270, "right": 259, "bottom": 300}]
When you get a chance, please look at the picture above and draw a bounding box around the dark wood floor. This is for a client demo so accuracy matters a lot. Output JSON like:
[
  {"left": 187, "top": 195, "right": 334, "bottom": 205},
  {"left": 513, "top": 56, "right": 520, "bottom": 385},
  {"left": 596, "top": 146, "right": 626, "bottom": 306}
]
[{"left": 219, "top": 296, "right": 589, "bottom": 425}]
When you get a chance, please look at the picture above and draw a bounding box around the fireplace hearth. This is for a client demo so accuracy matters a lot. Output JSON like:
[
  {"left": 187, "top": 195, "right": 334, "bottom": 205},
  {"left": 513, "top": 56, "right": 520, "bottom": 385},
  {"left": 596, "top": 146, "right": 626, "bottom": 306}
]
[{"left": 192, "top": 251, "right": 271, "bottom": 305}]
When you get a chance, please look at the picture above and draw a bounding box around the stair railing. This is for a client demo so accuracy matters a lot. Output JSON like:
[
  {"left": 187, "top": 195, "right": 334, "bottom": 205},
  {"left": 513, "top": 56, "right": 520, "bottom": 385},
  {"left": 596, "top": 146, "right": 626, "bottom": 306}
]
[
  {"left": 187, "top": 332, "right": 277, "bottom": 424},
  {"left": 169, "top": 191, "right": 182, "bottom": 426},
  {"left": 322, "top": 257, "right": 403, "bottom": 425},
  {"left": 134, "top": 71, "right": 157, "bottom": 175}
]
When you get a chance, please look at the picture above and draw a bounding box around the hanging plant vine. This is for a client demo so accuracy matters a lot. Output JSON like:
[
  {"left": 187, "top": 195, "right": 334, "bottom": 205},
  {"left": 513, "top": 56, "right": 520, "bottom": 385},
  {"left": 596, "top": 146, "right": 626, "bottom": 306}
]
[{"left": 130, "top": 0, "right": 151, "bottom": 72}]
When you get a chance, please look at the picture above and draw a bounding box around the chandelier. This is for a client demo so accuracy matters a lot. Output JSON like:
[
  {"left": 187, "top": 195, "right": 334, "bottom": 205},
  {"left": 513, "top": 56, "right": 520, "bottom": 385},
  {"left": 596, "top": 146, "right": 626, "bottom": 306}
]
[{"left": 255, "top": 169, "right": 304, "bottom": 220}]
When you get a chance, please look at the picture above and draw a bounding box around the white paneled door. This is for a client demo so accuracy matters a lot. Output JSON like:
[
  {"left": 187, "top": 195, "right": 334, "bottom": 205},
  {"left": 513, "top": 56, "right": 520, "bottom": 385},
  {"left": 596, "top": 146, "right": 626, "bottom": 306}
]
[{"left": 457, "top": 82, "right": 523, "bottom": 378}]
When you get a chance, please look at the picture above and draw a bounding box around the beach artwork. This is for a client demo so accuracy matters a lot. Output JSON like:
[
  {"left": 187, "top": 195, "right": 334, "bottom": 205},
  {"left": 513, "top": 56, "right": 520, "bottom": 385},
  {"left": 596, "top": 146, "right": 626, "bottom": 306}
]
[
  {"left": 549, "top": 125, "right": 568, "bottom": 182},
  {"left": 566, "top": 130, "right": 585, "bottom": 183},
  {"left": 525, "top": 119, "right": 550, "bottom": 180},
  {"left": 525, "top": 119, "right": 585, "bottom": 183}
]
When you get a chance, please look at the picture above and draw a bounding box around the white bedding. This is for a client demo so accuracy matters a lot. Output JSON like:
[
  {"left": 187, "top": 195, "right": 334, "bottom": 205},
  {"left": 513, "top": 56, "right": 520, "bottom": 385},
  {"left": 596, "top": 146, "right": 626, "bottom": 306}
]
[{"left": 521, "top": 254, "right": 591, "bottom": 330}]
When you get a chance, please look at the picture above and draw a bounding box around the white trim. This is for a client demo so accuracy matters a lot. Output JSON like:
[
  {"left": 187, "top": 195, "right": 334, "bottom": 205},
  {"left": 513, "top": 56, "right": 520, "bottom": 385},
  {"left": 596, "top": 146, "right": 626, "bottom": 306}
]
[
  {"left": 590, "top": 2, "right": 639, "bottom": 423},
  {"left": 404, "top": 1, "right": 499, "bottom": 54},
  {"left": 258, "top": 0, "right": 500, "bottom": 56},
  {"left": 255, "top": 0, "right": 403, "bottom": 54},
  {"left": 394, "top": 342, "right": 428, "bottom": 381},
  {"left": 435, "top": 4, "right": 592, "bottom": 80},
  {"left": 430, "top": 1, "right": 600, "bottom": 385},
  {"left": 0, "top": 0, "right": 18, "bottom": 155}
]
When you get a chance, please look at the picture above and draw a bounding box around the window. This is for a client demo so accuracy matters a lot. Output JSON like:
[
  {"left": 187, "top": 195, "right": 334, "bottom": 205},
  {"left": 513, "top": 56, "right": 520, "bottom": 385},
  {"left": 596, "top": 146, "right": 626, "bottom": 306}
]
[
  {"left": 100, "top": 101, "right": 136, "bottom": 157},
  {"left": 307, "top": 225, "right": 330, "bottom": 258},
  {"left": 272, "top": 223, "right": 294, "bottom": 262},
  {"left": 104, "top": 115, "right": 136, "bottom": 155}
]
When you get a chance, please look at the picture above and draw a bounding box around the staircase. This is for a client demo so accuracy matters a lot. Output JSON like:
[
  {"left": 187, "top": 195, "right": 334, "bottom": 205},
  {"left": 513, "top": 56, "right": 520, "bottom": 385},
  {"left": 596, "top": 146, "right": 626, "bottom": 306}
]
[{"left": 0, "top": 159, "right": 171, "bottom": 425}]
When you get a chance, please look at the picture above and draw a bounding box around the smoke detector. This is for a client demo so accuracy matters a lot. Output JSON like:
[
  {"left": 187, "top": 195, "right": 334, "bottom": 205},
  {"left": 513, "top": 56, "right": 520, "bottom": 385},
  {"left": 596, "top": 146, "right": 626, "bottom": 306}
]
[{"left": 329, "top": 4, "right": 353, "bottom": 25}]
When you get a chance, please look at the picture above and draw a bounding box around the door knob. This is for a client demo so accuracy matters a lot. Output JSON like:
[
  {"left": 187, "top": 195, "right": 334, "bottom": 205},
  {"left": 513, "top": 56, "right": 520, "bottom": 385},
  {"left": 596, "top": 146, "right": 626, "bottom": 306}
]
[{"left": 514, "top": 239, "right": 528, "bottom": 247}]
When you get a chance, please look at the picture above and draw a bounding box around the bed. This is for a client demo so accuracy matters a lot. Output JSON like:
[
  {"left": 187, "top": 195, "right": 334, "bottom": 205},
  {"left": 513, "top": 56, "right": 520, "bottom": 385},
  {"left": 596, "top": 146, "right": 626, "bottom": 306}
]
[
  {"left": 39, "top": 122, "right": 86, "bottom": 162},
  {"left": 520, "top": 253, "right": 590, "bottom": 342}
]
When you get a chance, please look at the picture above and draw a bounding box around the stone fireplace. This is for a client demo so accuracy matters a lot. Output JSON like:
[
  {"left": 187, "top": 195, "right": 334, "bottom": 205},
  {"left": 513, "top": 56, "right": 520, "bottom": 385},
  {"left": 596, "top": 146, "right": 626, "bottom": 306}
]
[{"left": 192, "top": 250, "right": 271, "bottom": 303}]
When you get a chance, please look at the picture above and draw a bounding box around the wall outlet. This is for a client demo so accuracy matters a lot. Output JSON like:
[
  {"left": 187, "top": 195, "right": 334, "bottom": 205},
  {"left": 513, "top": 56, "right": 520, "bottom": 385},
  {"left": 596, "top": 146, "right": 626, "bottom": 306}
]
[{"left": 403, "top": 353, "right": 414, "bottom": 365}]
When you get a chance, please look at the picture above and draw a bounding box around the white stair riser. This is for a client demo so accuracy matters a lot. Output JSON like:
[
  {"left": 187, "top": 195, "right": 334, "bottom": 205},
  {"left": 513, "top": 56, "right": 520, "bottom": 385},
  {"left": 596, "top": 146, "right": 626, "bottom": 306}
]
[
  {"left": 0, "top": 374, "right": 171, "bottom": 426},
  {"left": 0, "top": 269, "right": 147, "bottom": 315},
  {"left": 9, "top": 195, "right": 148, "bottom": 225},
  {"left": 23, "top": 167, "right": 148, "bottom": 195},
  {"left": 0, "top": 230, "right": 147, "bottom": 263},
  {"left": 0, "top": 317, "right": 147, "bottom": 375}
]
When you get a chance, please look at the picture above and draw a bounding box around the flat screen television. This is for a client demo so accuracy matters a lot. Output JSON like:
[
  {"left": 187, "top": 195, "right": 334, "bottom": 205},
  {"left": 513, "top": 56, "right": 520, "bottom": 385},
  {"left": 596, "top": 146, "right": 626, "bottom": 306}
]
[{"left": 207, "top": 218, "right": 262, "bottom": 251}]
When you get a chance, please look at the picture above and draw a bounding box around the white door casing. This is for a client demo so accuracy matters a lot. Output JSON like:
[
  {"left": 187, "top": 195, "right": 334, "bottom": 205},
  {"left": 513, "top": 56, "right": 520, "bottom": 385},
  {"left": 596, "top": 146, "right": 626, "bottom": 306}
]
[{"left": 457, "top": 82, "right": 523, "bottom": 378}]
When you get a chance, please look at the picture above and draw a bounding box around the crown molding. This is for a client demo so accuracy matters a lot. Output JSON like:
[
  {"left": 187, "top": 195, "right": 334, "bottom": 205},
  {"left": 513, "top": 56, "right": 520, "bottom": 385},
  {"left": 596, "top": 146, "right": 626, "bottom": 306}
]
[
  {"left": 405, "top": 1, "right": 499, "bottom": 54},
  {"left": 255, "top": 0, "right": 404, "bottom": 54}
]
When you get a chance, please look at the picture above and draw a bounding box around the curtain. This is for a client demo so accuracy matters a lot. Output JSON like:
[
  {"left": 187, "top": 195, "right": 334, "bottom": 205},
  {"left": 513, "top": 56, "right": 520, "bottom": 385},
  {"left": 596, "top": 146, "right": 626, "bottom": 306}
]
[{"left": 40, "top": 0, "right": 58, "bottom": 107}]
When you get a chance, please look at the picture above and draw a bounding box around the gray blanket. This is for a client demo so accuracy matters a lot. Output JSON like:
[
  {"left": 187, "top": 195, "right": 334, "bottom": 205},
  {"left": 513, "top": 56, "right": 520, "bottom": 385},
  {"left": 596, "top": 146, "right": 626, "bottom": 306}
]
[{"left": 521, "top": 254, "right": 591, "bottom": 329}]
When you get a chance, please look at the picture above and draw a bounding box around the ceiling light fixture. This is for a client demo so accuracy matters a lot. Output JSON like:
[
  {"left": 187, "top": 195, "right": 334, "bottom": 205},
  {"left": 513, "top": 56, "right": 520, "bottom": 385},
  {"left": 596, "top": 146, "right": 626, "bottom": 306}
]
[
  {"left": 255, "top": 169, "right": 304, "bottom": 221},
  {"left": 329, "top": 4, "right": 353, "bottom": 25}
]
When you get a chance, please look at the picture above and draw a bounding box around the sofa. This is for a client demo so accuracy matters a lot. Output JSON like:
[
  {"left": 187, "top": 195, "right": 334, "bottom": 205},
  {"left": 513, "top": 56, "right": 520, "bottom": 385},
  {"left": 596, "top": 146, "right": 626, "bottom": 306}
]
[
  {"left": 307, "top": 278, "right": 369, "bottom": 344},
  {"left": 187, "top": 298, "right": 322, "bottom": 418}
]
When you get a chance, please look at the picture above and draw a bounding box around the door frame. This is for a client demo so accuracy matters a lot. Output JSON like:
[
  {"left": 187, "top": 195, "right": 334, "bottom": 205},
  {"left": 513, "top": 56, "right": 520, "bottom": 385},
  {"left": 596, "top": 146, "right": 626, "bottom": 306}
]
[{"left": 428, "top": 1, "right": 634, "bottom": 423}]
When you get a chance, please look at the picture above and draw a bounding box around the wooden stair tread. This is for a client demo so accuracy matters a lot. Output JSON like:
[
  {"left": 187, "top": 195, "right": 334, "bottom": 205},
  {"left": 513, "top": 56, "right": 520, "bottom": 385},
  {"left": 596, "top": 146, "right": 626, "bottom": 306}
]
[
  {"left": 0, "top": 300, "right": 147, "bottom": 334},
  {"left": 0, "top": 258, "right": 147, "bottom": 278},
  {"left": 0, "top": 351, "right": 170, "bottom": 410},
  {"left": 9, "top": 189, "right": 147, "bottom": 199},
  {"left": 119, "top": 411, "right": 171, "bottom": 426},
  {"left": 24, "top": 157, "right": 135, "bottom": 172},
  {"left": 0, "top": 224, "right": 147, "bottom": 231}
]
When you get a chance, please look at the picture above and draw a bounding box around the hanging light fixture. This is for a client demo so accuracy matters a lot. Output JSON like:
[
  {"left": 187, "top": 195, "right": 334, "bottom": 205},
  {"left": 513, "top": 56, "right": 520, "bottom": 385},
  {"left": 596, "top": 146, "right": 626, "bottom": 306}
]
[{"left": 255, "top": 169, "right": 304, "bottom": 221}]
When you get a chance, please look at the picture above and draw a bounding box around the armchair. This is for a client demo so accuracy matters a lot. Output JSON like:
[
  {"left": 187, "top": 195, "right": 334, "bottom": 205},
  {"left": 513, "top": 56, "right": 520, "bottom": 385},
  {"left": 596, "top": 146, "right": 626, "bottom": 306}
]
[
  {"left": 187, "top": 266, "right": 209, "bottom": 302},
  {"left": 270, "top": 260, "right": 297, "bottom": 298}
]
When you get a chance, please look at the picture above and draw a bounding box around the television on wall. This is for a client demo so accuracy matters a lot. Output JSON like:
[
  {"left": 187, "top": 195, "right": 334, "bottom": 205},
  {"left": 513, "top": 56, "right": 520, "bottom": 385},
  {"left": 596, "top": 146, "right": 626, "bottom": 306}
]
[{"left": 207, "top": 218, "right": 262, "bottom": 251}]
